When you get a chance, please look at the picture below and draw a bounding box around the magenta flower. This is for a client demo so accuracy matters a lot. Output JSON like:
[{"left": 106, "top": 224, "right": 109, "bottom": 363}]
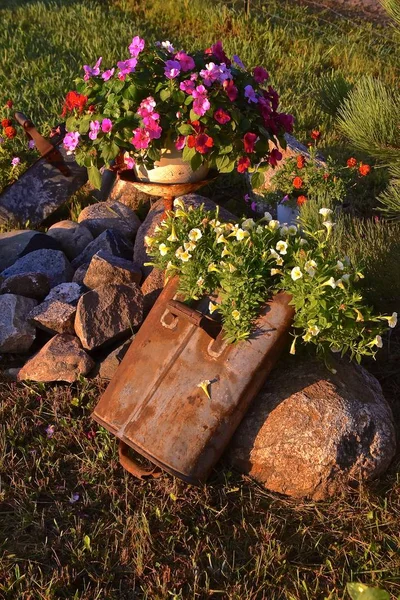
[
  {"left": 102, "top": 68, "right": 115, "bottom": 81},
  {"left": 180, "top": 79, "right": 195, "bottom": 94},
  {"left": 253, "top": 66, "right": 269, "bottom": 84},
  {"left": 117, "top": 58, "right": 137, "bottom": 77},
  {"left": 89, "top": 120, "right": 100, "bottom": 140},
  {"left": 45, "top": 424, "right": 55, "bottom": 438},
  {"left": 101, "top": 118, "right": 113, "bottom": 133},
  {"left": 131, "top": 128, "right": 150, "bottom": 149},
  {"left": 124, "top": 156, "right": 135, "bottom": 169},
  {"left": 233, "top": 55, "right": 245, "bottom": 69},
  {"left": 175, "top": 51, "right": 195, "bottom": 72},
  {"left": 244, "top": 193, "right": 250, "bottom": 203},
  {"left": 243, "top": 132, "right": 258, "bottom": 153},
  {"left": 28, "top": 139, "right": 35, "bottom": 149},
  {"left": 223, "top": 79, "right": 238, "bottom": 102},
  {"left": 83, "top": 57, "right": 102, "bottom": 81},
  {"left": 214, "top": 108, "right": 231, "bottom": 124},
  {"left": 281, "top": 195, "right": 289, "bottom": 203},
  {"left": 137, "top": 96, "right": 156, "bottom": 117},
  {"left": 192, "top": 85, "right": 210, "bottom": 116},
  {"left": 129, "top": 35, "right": 145, "bottom": 57},
  {"left": 244, "top": 85, "right": 258, "bottom": 103},
  {"left": 251, "top": 201, "right": 257, "bottom": 212},
  {"left": 200, "top": 62, "right": 220, "bottom": 87},
  {"left": 165, "top": 60, "right": 181, "bottom": 79},
  {"left": 268, "top": 148, "right": 283, "bottom": 167},
  {"left": 11, "top": 157, "right": 20, "bottom": 166},
  {"left": 175, "top": 135, "right": 186, "bottom": 150},
  {"left": 206, "top": 40, "right": 231, "bottom": 66},
  {"left": 63, "top": 131, "right": 80, "bottom": 152},
  {"left": 190, "top": 72, "right": 198, "bottom": 81},
  {"left": 277, "top": 112, "right": 294, "bottom": 134},
  {"left": 143, "top": 115, "right": 162, "bottom": 139}
]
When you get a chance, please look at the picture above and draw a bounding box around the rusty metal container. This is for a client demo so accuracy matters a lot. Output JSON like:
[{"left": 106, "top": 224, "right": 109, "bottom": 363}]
[{"left": 92, "top": 277, "right": 294, "bottom": 484}]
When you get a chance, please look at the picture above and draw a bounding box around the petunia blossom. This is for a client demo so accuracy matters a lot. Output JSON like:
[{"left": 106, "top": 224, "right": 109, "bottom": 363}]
[
  {"left": 137, "top": 96, "right": 156, "bottom": 117},
  {"left": 269, "top": 148, "right": 283, "bottom": 167},
  {"left": 205, "top": 40, "right": 231, "bottom": 66},
  {"left": 175, "top": 135, "right": 186, "bottom": 150},
  {"left": 131, "top": 127, "right": 150, "bottom": 149},
  {"left": 102, "top": 68, "right": 115, "bottom": 81},
  {"left": 83, "top": 57, "right": 102, "bottom": 81},
  {"left": 253, "top": 66, "right": 269, "bottom": 84},
  {"left": 195, "top": 133, "right": 213, "bottom": 154},
  {"left": 101, "top": 118, "right": 113, "bottom": 133},
  {"left": 129, "top": 35, "right": 145, "bottom": 57},
  {"left": 11, "top": 157, "right": 20, "bottom": 166},
  {"left": 89, "top": 120, "right": 100, "bottom": 140},
  {"left": 243, "top": 132, "right": 257, "bottom": 153},
  {"left": 28, "top": 139, "right": 35, "bottom": 149},
  {"left": 244, "top": 84, "right": 258, "bottom": 103},
  {"left": 237, "top": 156, "right": 251, "bottom": 173},
  {"left": 63, "top": 131, "right": 80, "bottom": 153},
  {"left": 160, "top": 40, "right": 175, "bottom": 53},
  {"left": 175, "top": 51, "right": 195, "bottom": 72},
  {"left": 117, "top": 58, "right": 137, "bottom": 77},
  {"left": 143, "top": 114, "right": 162, "bottom": 139},
  {"left": 165, "top": 60, "right": 181, "bottom": 79},
  {"left": 214, "top": 108, "right": 231, "bottom": 124},
  {"left": 192, "top": 85, "right": 210, "bottom": 116},
  {"left": 200, "top": 62, "right": 221, "bottom": 86},
  {"left": 223, "top": 79, "right": 238, "bottom": 102},
  {"left": 180, "top": 79, "right": 196, "bottom": 94}
]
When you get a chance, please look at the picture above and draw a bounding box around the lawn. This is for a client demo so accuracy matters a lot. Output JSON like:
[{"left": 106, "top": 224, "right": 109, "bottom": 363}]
[{"left": 1, "top": 0, "right": 400, "bottom": 598}]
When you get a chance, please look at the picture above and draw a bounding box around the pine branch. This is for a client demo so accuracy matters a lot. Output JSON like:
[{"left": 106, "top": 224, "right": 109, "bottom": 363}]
[
  {"left": 378, "top": 163, "right": 400, "bottom": 218},
  {"left": 316, "top": 72, "right": 354, "bottom": 117}
]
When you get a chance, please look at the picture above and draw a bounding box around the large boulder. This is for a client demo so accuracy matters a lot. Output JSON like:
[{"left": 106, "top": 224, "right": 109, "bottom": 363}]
[
  {"left": 1, "top": 249, "right": 74, "bottom": 288},
  {"left": 141, "top": 267, "right": 165, "bottom": 316},
  {"left": 43, "top": 282, "right": 83, "bottom": 306},
  {"left": 71, "top": 229, "right": 133, "bottom": 269},
  {"left": 108, "top": 178, "right": 150, "bottom": 211},
  {"left": 18, "top": 334, "right": 94, "bottom": 383},
  {"left": 0, "top": 294, "right": 37, "bottom": 353},
  {"left": 98, "top": 337, "right": 133, "bottom": 379},
  {"left": 74, "top": 283, "right": 144, "bottom": 350},
  {"left": 77, "top": 201, "right": 141, "bottom": 240},
  {"left": 29, "top": 300, "right": 76, "bottom": 335},
  {"left": 228, "top": 356, "right": 396, "bottom": 500},
  {"left": 0, "top": 272, "right": 50, "bottom": 300},
  {"left": 72, "top": 263, "right": 90, "bottom": 285},
  {"left": 47, "top": 220, "right": 94, "bottom": 260},
  {"left": 17, "top": 232, "right": 62, "bottom": 258},
  {"left": 83, "top": 251, "right": 142, "bottom": 289},
  {"left": 0, "top": 230, "right": 40, "bottom": 271}
]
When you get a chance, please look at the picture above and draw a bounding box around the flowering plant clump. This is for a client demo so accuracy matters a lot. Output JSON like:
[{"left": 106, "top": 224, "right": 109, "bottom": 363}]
[
  {"left": 269, "top": 148, "right": 371, "bottom": 209},
  {"left": 0, "top": 100, "right": 39, "bottom": 195},
  {"left": 61, "top": 37, "right": 294, "bottom": 188},
  {"left": 146, "top": 200, "right": 396, "bottom": 363}
]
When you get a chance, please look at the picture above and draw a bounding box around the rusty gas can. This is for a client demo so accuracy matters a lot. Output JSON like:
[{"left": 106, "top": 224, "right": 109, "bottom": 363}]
[{"left": 92, "top": 277, "right": 294, "bottom": 484}]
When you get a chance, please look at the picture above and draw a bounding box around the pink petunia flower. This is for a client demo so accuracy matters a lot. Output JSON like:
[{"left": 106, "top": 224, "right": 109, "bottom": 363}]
[
  {"left": 253, "top": 66, "right": 269, "bottom": 84},
  {"left": 243, "top": 132, "right": 258, "bottom": 153},
  {"left": 129, "top": 35, "right": 145, "bottom": 57},
  {"left": 223, "top": 79, "right": 238, "bottom": 102},
  {"left": 244, "top": 84, "right": 258, "bottom": 103},
  {"left": 137, "top": 96, "right": 156, "bottom": 117},
  {"left": 180, "top": 79, "right": 195, "bottom": 94},
  {"left": 268, "top": 148, "right": 283, "bottom": 167},
  {"left": 11, "top": 157, "right": 20, "bottom": 166},
  {"left": 175, "top": 51, "right": 195, "bottom": 72},
  {"left": 102, "top": 68, "right": 115, "bottom": 81},
  {"left": 175, "top": 135, "right": 186, "bottom": 150},
  {"left": 117, "top": 58, "right": 137, "bottom": 77},
  {"left": 124, "top": 156, "right": 136, "bottom": 169},
  {"left": 200, "top": 62, "right": 221, "bottom": 86},
  {"left": 63, "top": 131, "right": 80, "bottom": 153},
  {"left": 89, "top": 120, "right": 100, "bottom": 140},
  {"left": 101, "top": 118, "right": 113, "bottom": 133},
  {"left": 192, "top": 85, "right": 210, "bottom": 116},
  {"left": 143, "top": 115, "right": 162, "bottom": 139},
  {"left": 214, "top": 108, "right": 231, "bottom": 124},
  {"left": 131, "top": 128, "right": 150, "bottom": 149},
  {"left": 165, "top": 60, "right": 181, "bottom": 79},
  {"left": 83, "top": 57, "right": 102, "bottom": 81}
]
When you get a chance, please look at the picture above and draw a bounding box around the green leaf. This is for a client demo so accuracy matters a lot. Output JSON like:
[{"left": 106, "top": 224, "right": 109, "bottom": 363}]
[
  {"left": 172, "top": 90, "right": 185, "bottom": 104},
  {"left": 147, "top": 145, "right": 161, "bottom": 162},
  {"left": 78, "top": 115, "right": 91, "bottom": 135},
  {"left": 160, "top": 88, "right": 171, "bottom": 101},
  {"left": 189, "top": 109, "right": 199, "bottom": 122},
  {"left": 215, "top": 155, "right": 231, "bottom": 171},
  {"left": 122, "top": 85, "right": 138, "bottom": 101},
  {"left": 251, "top": 171, "right": 265, "bottom": 189},
  {"left": 83, "top": 535, "right": 91, "bottom": 551},
  {"left": 178, "top": 124, "right": 195, "bottom": 135},
  {"left": 184, "top": 95, "right": 193, "bottom": 106},
  {"left": 87, "top": 165, "right": 102, "bottom": 189},
  {"left": 65, "top": 116, "right": 78, "bottom": 132},
  {"left": 190, "top": 152, "right": 203, "bottom": 171},
  {"left": 112, "top": 79, "right": 125, "bottom": 94},
  {"left": 101, "top": 141, "right": 120, "bottom": 163},
  {"left": 219, "top": 144, "right": 233, "bottom": 155},
  {"left": 347, "top": 583, "right": 390, "bottom": 600},
  {"left": 182, "top": 145, "right": 196, "bottom": 162}
]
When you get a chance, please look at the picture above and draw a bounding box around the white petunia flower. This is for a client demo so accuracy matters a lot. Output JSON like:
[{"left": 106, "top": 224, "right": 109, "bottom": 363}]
[
  {"left": 242, "top": 218, "right": 255, "bottom": 230},
  {"left": 228, "top": 263, "right": 237, "bottom": 273},
  {"left": 173, "top": 198, "right": 185, "bottom": 210},
  {"left": 221, "top": 246, "right": 231, "bottom": 257},
  {"left": 388, "top": 312, "right": 398, "bottom": 328},
  {"left": 342, "top": 273, "right": 350, "bottom": 282},
  {"left": 208, "top": 262, "right": 219, "bottom": 272},
  {"left": 308, "top": 325, "right": 320, "bottom": 336},
  {"left": 271, "top": 268, "right": 282, "bottom": 276},
  {"left": 159, "top": 243, "right": 170, "bottom": 256},
  {"left": 322, "top": 277, "right": 336, "bottom": 288},
  {"left": 209, "top": 301, "right": 218, "bottom": 314},
  {"left": 167, "top": 225, "right": 178, "bottom": 242},
  {"left": 291, "top": 267, "right": 303, "bottom": 281},
  {"left": 319, "top": 207, "right": 333, "bottom": 219},
  {"left": 189, "top": 228, "right": 202, "bottom": 242},
  {"left": 179, "top": 250, "right": 192, "bottom": 262},
  {"left": 184, "top": 241, "right": 196, "bottom": 251},
  {"left": 197, "top": 277, "right": 205, "bottom": 286},
  {"left": 175, "top": 246, "right": 184, "bottom": 258},
  {"left": 235, "top": 228, "right": 250, "bottom": 241},
  {"left": 288, "top": 225, "right": 297, "bottom": 236},
  {"left": 373, "top": 335, "right": 383, "bottom": 348},
  {"left": 209, "top": 219, "right": 221, "bottom": 228},
  {"left": 232, "top": 309, "right": 240, "bottom": 321},
  {"left": 336, "top": 260, "right": 344, "bottom": 270},
  {"left": 299, "top": 238, "right": 308, "bottom": 246},
  {"left": 264, "top": 211, "right": 273, "bottom": 221},
  {"left": 323, "top": 221, "right": 336, "bottom": 235},
  {"left": 216, "top": 234, "right": 228, "bottom": 244},
  {"left": 280, "top": 225, "right": 289, "bottom": 236},
  {"left": 144, "top": 235, "right": 155, "bottom": 247},
  {"left": 276, "top": 240, "right": 288, "bottom": 255},
  {"left": 268, "top": 219, "right": 280, "bottom": 231},
  {"left": 305, "top": 259, "right": 317, "bottom": 278}
]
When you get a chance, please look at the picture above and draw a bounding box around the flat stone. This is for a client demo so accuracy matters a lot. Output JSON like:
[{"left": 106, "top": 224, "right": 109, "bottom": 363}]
[
  {"left": 43, "top": 282, "right": 83, "bottom": 306},
  {"left": 18, "top": 334, "right": 94, "bottom": 383},
  {"left": 0, "top": 272, "right": 50, "bottom": 300},
  {"left": 228, "top": 356, "right": 396, "bottom": 500},
  {"left": 0, "top": 144, "right": 88, "bottom": 227},
  {"left": 75, "top": 283, "right": 143, "bottom": 350},
  {"left": 72, "top": 263, "right": 90, "bottom": 285},
  {"left": 0, "top": 230, "right": 38, "bottom": 271},
  {"left": 1, "top": 249, "right": 74, "bottom": 288},
  {"left": 47, "top": 220, "right": 94, "bottom": 260},
  {"left": 77, "top": 201, "right": 141, "bottom": 240},
  {"left": 98, "top": 337, "right": 133, "bottom": 379},
  {"left": 0, "top": 294, "right": 37, "bottom": 353},
  {"left": 83, "top": 250, "right": 142, "bottom": 289},
  {"left": 71, "top": 229, "right": 134, "bottom": 269},
  {"left": 29, "top": 300, "right": 76, "bottom": 335},
  {"left": 141, "top": 267, "right": 165, "bottom": 316}
]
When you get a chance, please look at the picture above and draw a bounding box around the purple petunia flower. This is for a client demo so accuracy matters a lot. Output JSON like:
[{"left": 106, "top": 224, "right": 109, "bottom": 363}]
[
  {"left": 28, "top": 139, "right": 35, "bottom": 149},
  {"left": 89, "top": 120, "right": 100, "bottom": 140},
  {"left": 244, "top": 84, "right": 258, "bottom": 104},
  {"left": 233, "top": 55, "right": 246, "bottom": 69},
  {"left": 159, "top": 40, "right": 175, "bottom": 53},
  {"left": 69, "top": 492, "right": 80, "bottom": 504},
  {"left": 63, "top": 131, "right": 80, "bottom": 153},
  {"left": 46, "top": 424, "right": 55, "bottom": 438},
  {"left": 129, "top": 35, "right": 145, "bottom": 58},
  {"left": 11, "top": 157, "right": 20, "bottom": 166},
  {"left": 102, "top": 68, "right": 115, "bottom": 81},
  {"left": 164, "top": 60, "right": 181, "bottom": 79},
  {"left": 117, "top": 58, "right": 137, "bottom": 77},
  {"left": 83, "top": 57, "right": 102, "bottom": 81},
  {"left": 0, "top": 136, "right": 4, "bottom": 144},
  {"left": 251, "top": 201, "right": 257, "bottom": 212},
  {"left": 281, "top": 195, "right": 289, "bottom": 204},
  {"left": 101, "top": 118, "right": 113, "bottom": 133}
]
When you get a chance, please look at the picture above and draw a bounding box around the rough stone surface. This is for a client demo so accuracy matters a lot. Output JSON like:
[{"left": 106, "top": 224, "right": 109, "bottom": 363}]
[
  {"left": 72, "top": 263, "right": 90, "bottom": 285},
  {"left": 17, "top": 232, "right": 62, "bottom": 258},
  {"left": 83, "top": 250, "right": 142, "bottom": 289},
  {"left": 43, "top": 282, "right": 83, "bottom": 306},
  {"left": 1, "top": 249, "right": 74, "bottom": 288},
  {"left": 0, "top": 294, "right": 37, "bottom": 353},
  {"left": 108, "top": 179, "right": 151, "bottom": 210},
  {"left": 75, "top": 283, "right": 144, "bottom": 350},
  {"left": 134, "top": 195, "right": 236, "bottom": 277},
  {"left": 18, "top": 334, "right": 94, "bottom": 383},
  {"left": 71, "top": 229, "right": 134, "bottom": 269},
  {"left": 47, "top": 220, "right": 94, "bottom": 260},
  {"left": 228, "top": 356, "right": 396, "bottom": 500},
  {"left": 29, "top": 300, "right": 76, "bottom": 335},
  {"left": 0, "top": 230, "right": 39, "bottom": 271},
  {"left": 0, "top": 272, "right": 51, "bottom": 300},
  {"left": 77, "top": 201, "right": 141, "bottom": 240},
  {"left": 98, "top": 338, "right": 133, "bottom": 379},
  {"left": 141, "top": 268, "right": 165, "bottom": 316}
]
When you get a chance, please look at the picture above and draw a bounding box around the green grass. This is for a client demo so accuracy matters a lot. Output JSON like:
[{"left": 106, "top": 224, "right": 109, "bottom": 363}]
[{"left": 1, "top": 0, "right": 400, "bottom": 598}]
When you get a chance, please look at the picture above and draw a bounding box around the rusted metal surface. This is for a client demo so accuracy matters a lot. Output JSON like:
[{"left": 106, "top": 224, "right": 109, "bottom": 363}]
[{"left": 92, "top": 277, "right": 294, "bottom": 484}]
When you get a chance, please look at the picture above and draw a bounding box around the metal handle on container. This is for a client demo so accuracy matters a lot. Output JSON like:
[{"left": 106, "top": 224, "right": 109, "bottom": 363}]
[
  {"left": 118, "top": 440, "right": 162, "bottom": 480},
  {"left": 162, "top": 299, "right": 221, "bottom": 340}
]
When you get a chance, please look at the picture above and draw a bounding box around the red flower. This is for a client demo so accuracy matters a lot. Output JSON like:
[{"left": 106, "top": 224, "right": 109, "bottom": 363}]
[
  {"left": 296, "top": 155, "right": 305, "bottom": 169},
  {"left": 293, "top": 176, "right": 303, "bottom": 189},
  {"left": 347, "top": 157, "right": 357, "bottom": 168},
  {"left": 205, "top": 40, "right": 231, "bottom": 66},
  {"left": 223, "top": 79, "right": 238, "bottom": 102},
  {"left": 253, "top": 66, "right": 269, "bottom": 84},
  {"left": 4, "top": 126, "right": 16, "bottom": 139},
  {"left": 88, "top": 104, "right": 96, "bottom": 113},
  {"left": 195, "top": 133, "right": 213, "bottom": 154},
  {"left": 187, "top": 135, "right": 196, "bottom": 148},
  {"left": 214, "top": 108, "right": 231, "bottom": 125},
  {"left": 358, "top": 163, "right": 371, "bottom": 176},
  {"left": 237, "top": 156, "right": 251, "bottom": 173},
  {"left": 311, "top": 129, "right": 321, "bottom": 140},
  {"left": 297, "top": 195, "right": 307, "bottom": 206},
  {"left": 1, "top": 118, "right": 12, "bottom": 128},
  {"left": 323, "top": 173, "right": 330, "bottom": 180},
  {"left": 269, "top": 148, "right": 283, "bottom": 167},
  {"left": 243, "top": 132, "right": 257, "bottom": 153},
  {"left": 61, "top": 90, "right": 88, "bottom": 117},
  {"left": 6, "top": 99, "right": 13, "bottom": 108}
]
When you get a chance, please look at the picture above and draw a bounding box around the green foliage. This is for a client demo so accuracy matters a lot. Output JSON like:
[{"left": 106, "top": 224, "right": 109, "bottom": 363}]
[
  {"left": 316, "top": 71, "right": 354, "bottom": 118},
  {"left": 347, "top": 582, "right": 390, "bottom": 600},
  {"left": 378, "top": 163, "right": 400, "bottom": 218},
  {"left": 381, "top": 0, "right": 400, "bottom": 26}
]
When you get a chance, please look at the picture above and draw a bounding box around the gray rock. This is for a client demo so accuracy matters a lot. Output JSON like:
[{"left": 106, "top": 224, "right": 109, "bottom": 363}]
[
  {"left": 98, "top": 338, "right": 133, "bottom": 379},
  {"left": 1, "top": 249, "right": 74, "bottom": 288},
  {"left": 18, "top": 334, "right": 94, "bottom": 383},
  {"left": 43, "top": 282, "right": 83, "bottom": 306},
  {"left": 75, "top": 283, "right": 143, "bottom": 350},
  {"left": 0, "top": 272, "right": 50, "bottom": 300},
  {"left": 77, "top": 201, "right": 141, "bottom": 240},
  {"left": 83, "top": 251, "right": 142, "bottom": 289},
  {"left": 0, "top": 230, "right": 38, "bottom": 271},
  {"left": 72, "top": 263, "right": 90, "bottom": 285},
  {"left": 108, "top": 178, "right": 150, "bottom": 211},
  {"left": 141, "top": 267, "right": 165, "bottom": 316},
  {"left": 29, "top": 300, "right": 76, "bottom": 335},
  {"left": 47, "top": 220, "right": 94, "bottom": 260},
  {"left": 17, "top": 232, "right": 62, "bottom": 258},
  {"left": 228, "top": 356, "right": 396, "bottom": 500},
  {"left": 71, "top": 229, "right": 134, "bottom": 269},
  {"left": 0, "top": 294, "right": 37, "bottom": 353}
]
